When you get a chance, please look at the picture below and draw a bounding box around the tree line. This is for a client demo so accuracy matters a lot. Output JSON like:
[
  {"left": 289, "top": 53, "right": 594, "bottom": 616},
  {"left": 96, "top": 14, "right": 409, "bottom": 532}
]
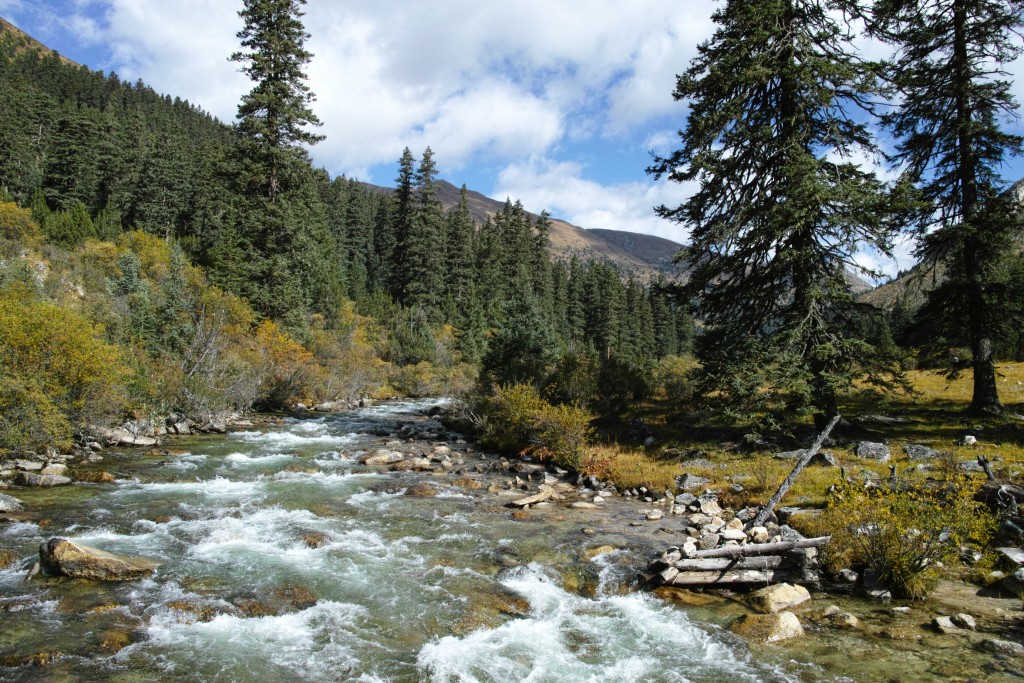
[
  {"left": 651, "top": 0, "right": 1024, "bottom": 423},
  {"left": 0, "top": 4, "right": 693, "bottom": 452}
]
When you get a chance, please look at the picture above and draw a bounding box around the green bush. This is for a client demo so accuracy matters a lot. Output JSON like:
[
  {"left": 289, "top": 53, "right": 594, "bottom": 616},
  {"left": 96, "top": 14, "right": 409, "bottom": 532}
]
[
  {"left": 478, "top": 384, "right": 598, "bottom": 475},
  {"left": 822, "top": 477, "right": 994, "bottom": 598},
  {"left": 0, "top": 376, "right": 73, "bottom": 452}
]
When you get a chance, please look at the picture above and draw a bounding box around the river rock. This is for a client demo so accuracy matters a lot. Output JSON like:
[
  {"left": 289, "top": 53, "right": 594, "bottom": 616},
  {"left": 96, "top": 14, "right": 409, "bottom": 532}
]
[
  {"left": 572, "top": 502, "right": 599, "bottom": 509},
  {"left": 16, "top": 472, "right": 72, "bottom": 487},
  {"left": 40, "top": 463, "right": 68, "bottom": 476},
  {"left": 979, "top": 639, "right": 1024, "bottom": 656},
  {"left": 932, "top": 616, "right": 962, "bottom": 634},
  {"left": 0, "top": 492, "right": 24, "bottom": 512},
  {"left": 676, "top": 473, "right": 710, "bottom": 491},
  {"left": 699, "top": 498, "right": 722, "bottom": 516},
  {"left": 13, "top": 459, "right": 43, "bottom": 471},
  {"left": 720, "top": 528, "right": 747, "bottom": 542},
  {"left": 747, "top": 526, "right": 771, "bottom": 543},
  {"left": 730, "top": 611, "right": 804, "bottom": 643},
  {"left": 359, "top": 449, "right": 404, "bottom": 466},
  {"left": 403, "top": 483, "right": 439, "bottom": 497},
  {"left": 951, "top": 613, "right": 976, "bottom": 631},
  {"left": 645, "top": 509, "right": 664, "bottom": 521},
  {"left": 93, "top": 426, "right": 158, "bottom": 447},
  {"left": 747, "top": 583, "right": 811, "bottom": 614},
  {"left": 855, "top": 441, "right": 890, "bottom": 462},
  {"left": 39, "top": 538, "right": 158, "bottom": 580},
  {"left": 698, "top": 533, "right": 720, "bottom": 551}
]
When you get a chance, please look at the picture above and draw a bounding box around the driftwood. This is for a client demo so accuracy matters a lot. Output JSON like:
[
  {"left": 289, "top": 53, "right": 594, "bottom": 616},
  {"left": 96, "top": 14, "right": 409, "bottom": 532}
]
[
  {"left": 689, "top": 536, "right": 830, "bottom": 559},
  {"left": 644, "top": 536, "right": 831, "bottom": 587},
  {"left": 667, "top": 568, "right": 804, "bottom": 586},
  {"left": 675, "top": 556, "right": 784, "bottom": 571},
  {"left": 752, "top": 414, "right": 842, "bottom": 527}
]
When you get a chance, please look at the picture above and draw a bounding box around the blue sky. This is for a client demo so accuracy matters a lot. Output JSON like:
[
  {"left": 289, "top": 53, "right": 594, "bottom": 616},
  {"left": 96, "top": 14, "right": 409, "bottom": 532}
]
[{"left": 4, "top": 0, "right": 1024, "bottom": 279}]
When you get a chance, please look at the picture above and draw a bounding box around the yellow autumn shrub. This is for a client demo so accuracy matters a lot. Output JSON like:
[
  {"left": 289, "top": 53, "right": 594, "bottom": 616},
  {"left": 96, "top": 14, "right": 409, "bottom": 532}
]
[
  {"left": 0, "top": 283, "right": 127, "bottom": 451},
  {"left": 822, "top": 476, "right": 994, "bottom": 598}
]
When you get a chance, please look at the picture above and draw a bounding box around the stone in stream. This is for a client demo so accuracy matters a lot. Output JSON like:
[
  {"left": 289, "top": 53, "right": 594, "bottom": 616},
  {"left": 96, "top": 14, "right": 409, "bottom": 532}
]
[
  {"left": 404, "top": 483, "right": 439, "bottom": 497},
  {"left": 979, "top": 639, "right": 1024, "bottom": 656},
  {"left": 0, "top": 492, "right": 24, "bottom": 513},
  {"left": 932, "top": 616, "right": 964, "bottom": 634},
  {"left": 16, "top": 472, "right": 72, "bottom": 487},
  {"left": 39, "top": 538, "right": 158, "bottom": 580},
  {"left": 747, "top": 583, "right": 811, "bottom": 614},
  {"left": 359, "top": 449, "right": 404, "bottom": 466},
  {"left": 13, "top": 459, "right": 43, "bottom": 471},
  {"left": 730, "top": 611, "right": 804, "bottom": 643},
  {"left": 40, "top": 463, "right": 68, "bottom": 476}
]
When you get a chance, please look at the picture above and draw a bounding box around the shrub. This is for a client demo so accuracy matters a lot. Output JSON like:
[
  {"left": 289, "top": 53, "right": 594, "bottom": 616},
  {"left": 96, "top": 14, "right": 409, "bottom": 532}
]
[
  {"left": 0, "top": 376, "right": 73, "bottom": 452},
  {"left": 653, "top": 354, "right": 699, "bottom": 405},
  {"left": 822, "top": 476, "right": 994, "bottom": 598},
  {"left": 0, "top": 202, "right": 42, "bottom": 246},
  {"left": 0, "top": 283, "right": 127, "bottom": 446},
  {"left": 478, "top": 384, "right": 599, "bottom": 475}
]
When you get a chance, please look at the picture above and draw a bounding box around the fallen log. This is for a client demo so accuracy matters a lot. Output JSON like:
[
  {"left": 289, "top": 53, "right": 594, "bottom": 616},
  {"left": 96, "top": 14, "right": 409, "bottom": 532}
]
[
  {"left": 668, "top": 568, "right": 804, "bottom": 586},
  {"left": 752, "top": 414, "right": 841, "bottom": 527},
  {"left": 675, "top": 556, "right": 784, "bottom": 571},
  {"left": 688, "top": 536, "right": 830, "bottom": 559}
]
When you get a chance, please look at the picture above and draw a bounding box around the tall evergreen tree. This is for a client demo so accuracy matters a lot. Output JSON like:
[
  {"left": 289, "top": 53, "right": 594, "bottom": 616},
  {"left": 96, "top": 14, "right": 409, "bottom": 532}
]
[
  {"left": 230, "top": 0, "right": 323, "bottom": 203},
  {"left": 868, "top": 0, "right": 1024, "bottom": 415},
  {"left": 649, "top": 0, "right": 899, "bottom": 425},
  {"left": 403, "top": 147, "right": 446, "bottom": 320}
]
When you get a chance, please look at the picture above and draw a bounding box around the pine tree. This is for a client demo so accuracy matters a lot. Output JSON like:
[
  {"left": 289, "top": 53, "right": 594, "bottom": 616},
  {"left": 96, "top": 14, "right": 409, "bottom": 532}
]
[
  {"left": 403, "top": 147, "right": 446, "bottom": 320},
  {"left": 868, "top": 0, "right": 1024, "bottom": 415},
  {"left": 230, "top": 0, "right": 323, "bottom": 203},
  {"left": 649, "top": 0, "right": 899, "bottom": 425}
]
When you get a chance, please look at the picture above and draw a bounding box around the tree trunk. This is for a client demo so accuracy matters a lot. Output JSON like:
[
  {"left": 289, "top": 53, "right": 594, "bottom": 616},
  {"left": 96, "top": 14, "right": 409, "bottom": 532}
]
[{"left": 953, "top": 0, "right": 1002, "bottom": 415}]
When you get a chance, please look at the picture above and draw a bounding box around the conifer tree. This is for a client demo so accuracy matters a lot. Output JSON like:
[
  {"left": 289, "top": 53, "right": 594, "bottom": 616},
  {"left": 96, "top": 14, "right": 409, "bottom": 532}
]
[
  {"left": 868, "top": 0, "right": 1024, "bottom": 415},
  {"left": 403, "top": 147, "right": 446, "bottom": 320},
  {"left": 230, "top": 0, "right": 323, "bottom": 203},
  {"left": 649, "top": 0, "right": 899, "bottom": 425}
]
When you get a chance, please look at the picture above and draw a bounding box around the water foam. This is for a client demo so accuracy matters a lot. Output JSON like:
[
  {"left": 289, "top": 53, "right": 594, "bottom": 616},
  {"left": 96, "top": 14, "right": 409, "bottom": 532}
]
[{"left": 418, "top": 564, "right": 790, "bottom": 683}]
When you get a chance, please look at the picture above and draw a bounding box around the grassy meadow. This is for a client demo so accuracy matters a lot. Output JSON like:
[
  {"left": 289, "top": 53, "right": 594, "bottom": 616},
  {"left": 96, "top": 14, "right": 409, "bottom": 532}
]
[{"left": 597, "top": 363, "right": 1024, "bottom": 510}]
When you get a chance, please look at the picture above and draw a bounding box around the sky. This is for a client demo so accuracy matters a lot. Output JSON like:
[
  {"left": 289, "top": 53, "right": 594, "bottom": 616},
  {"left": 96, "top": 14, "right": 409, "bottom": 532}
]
[{"left": 3, "top": 0, "right": 1024, "bottom": 280}]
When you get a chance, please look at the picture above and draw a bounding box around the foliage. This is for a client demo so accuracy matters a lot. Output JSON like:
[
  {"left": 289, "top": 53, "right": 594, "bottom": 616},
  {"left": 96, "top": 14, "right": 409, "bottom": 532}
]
[
  {"left": 648, "top": 0, "right": 903, "bottom": 425},
  {"left": 0, "top": 201, "right": 41, "bottom": 246},
  {"left": 477, "top": 383, "right": 599, "bottom": 476},
  {"left": 0, "top": 283, "right": 126, "bottom": 440},
  {"left": 868, "top": 0, "right": 1024, "bottom": 414},
  {"left": 0, "top": 375, "right": 73, "bottom": 452},
  {"left": 652, "top": 355, "right": 698, "bottom": 405},
  {"left": 823, "top": 476, "right": 995, "bottom": 598}
]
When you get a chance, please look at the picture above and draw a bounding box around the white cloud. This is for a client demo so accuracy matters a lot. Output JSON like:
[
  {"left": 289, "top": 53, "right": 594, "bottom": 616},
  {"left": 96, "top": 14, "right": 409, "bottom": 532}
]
[{"left": 494, "top": 157, "right": 695, "bottom": 243}]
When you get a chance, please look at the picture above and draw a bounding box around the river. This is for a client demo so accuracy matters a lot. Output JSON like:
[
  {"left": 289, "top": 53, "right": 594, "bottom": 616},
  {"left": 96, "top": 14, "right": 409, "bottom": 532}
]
[{"left": 0, "top": 400, "right": 1013, "bottom": 682}]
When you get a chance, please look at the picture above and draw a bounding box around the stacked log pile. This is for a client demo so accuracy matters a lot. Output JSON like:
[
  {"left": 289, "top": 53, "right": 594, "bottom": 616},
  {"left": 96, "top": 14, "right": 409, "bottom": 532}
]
[{"left": 642, "top": 493, "right": 828, "bottom": 587}]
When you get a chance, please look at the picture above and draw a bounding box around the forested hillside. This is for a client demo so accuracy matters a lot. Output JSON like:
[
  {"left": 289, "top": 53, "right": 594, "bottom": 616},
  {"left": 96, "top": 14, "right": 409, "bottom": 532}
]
[{"left": 0, "top": 19, "right": 693, "bottom": 454}]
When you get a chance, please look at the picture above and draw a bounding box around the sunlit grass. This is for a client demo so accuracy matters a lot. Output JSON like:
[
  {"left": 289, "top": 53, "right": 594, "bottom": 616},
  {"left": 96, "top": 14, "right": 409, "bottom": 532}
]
[{"left": 599, "top": 362, "right": 1024, "bottom": 508}]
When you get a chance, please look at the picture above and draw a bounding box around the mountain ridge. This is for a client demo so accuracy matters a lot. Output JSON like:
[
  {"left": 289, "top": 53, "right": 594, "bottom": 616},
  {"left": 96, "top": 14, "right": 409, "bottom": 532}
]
[{"left": 358, "top": 178, "right": 682, "bottom": 280}]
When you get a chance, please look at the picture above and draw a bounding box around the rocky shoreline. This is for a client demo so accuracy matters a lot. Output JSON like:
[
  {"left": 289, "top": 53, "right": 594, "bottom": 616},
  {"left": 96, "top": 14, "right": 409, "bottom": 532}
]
[{"left": 2, "top": 399, "right": 1023, "bottom": 679}]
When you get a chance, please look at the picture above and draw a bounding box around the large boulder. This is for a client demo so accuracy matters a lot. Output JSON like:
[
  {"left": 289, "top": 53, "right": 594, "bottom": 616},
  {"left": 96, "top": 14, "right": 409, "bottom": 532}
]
[
  {"left": 904, "top": 444, "right": 940, "bottom": 461},
  {"left": 16, "top": 472, "right": 72, "bottom": 487},
  {"left": 747, "top": 583, "right": 811, "bottom": 614},
  {"left": 0, "top": 493, "right": 24, "bottom": 512},
  {"left": 730, "top": 611, "right": 804, "bottom": 643},
  {"left": 358, "top": 449, "right": 404, "bottom": 466},
  {"left": 39, "top": 538, "right": 158, "bottom": 580},
  {"left": 92, "top": 426, "right": 158, "bottom": 448}
]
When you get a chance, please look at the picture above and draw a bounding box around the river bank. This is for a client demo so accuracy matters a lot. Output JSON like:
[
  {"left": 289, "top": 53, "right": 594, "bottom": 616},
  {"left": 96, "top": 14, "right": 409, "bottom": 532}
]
[{"left": 0, "top": 399, "right": 1021, "bottom": 682}]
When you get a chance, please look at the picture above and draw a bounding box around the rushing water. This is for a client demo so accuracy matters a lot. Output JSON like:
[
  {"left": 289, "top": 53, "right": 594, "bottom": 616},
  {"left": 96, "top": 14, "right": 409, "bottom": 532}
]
[
  {"left": 5, "top": 400, "right": 1012, "bottom": 682},
  {"left": 0, "top": 400, "right": 813, "bottom": 682}
]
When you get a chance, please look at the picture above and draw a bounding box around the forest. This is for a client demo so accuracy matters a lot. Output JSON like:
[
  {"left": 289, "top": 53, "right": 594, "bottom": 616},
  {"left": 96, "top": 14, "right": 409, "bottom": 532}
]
[
  {"left": 1, "top": 0, "right": 1024, "bottom": 467},
  {"left": 0, "top": 17, "right": 693, "bottom": 455}
]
